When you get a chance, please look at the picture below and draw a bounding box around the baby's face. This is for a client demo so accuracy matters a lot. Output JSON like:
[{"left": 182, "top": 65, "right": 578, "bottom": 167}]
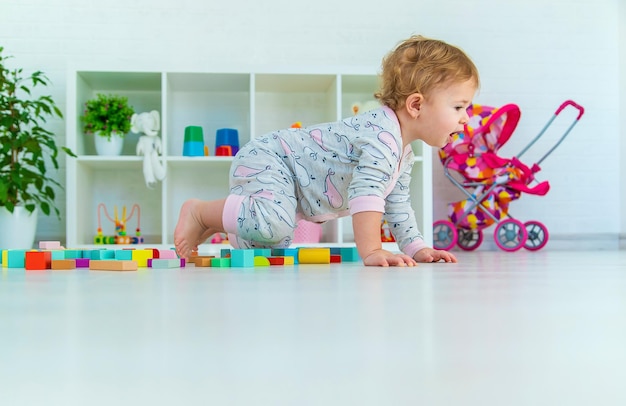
[{"left": 416, "top": 79, "right": 476, "bottom": 148}]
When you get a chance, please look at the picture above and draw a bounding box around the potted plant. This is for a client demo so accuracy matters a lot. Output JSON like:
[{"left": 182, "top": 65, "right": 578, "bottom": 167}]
[
  {"left": 0, "top": 46, "right": 76, "bottom": 249},
  {"left": 81, "top": 93, "right": 135, "bottom": 155}
]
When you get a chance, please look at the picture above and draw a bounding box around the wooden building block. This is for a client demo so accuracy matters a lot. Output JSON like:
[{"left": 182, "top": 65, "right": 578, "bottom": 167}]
[
  {"left": 231, "top": 249, "right": 255, "bottom": 267},
  {"left": 39, "top": 241, "right": 61, "bottom": 250},
  {"left": 271, "top": 248, "right": 299, "bottom": 263},
  {"left": 89, "top": 260, "right": 138, "bottom": 271},
  {"left": 330, "top": 247, "right": 360, "bottom": 262},
  {"left": 157, "top": 249, "right": 178, "bottom": 259},
  {"left": 151, "top": 259, "right": 182, "bottom": 268},
  {"left": 91, "top": 249, "right": 115, "bottom": 260},
  {"left": 50, "top": 250, "right": 65, "bottom": 260},
  {"left": 75, "top": 258, "right": 90, "bottom": 268},
  {"left": 131, "top": 249, "right": 153, "bottom": 267},
  {"left": 253, "top": 256, "right": 270, "bottom": 266},
  {"left": 330, "top": 254, "right": 342, "bottom": 263},
  {"left": 194, "top": 257, "right": 213, "bottom": 267},
  {"left": 51, "top": 259, "right": 76, "bottom": 270},
  {"left": 25, "top": 251, "right": 52, "bottom": 270},
  {"left": 115, "top": 249, "right": 133, "bottom": 260},
  {"left": 211, "top": 258, "right": 231, "bottom": 268},
  {"left": 63, "top": 249, "right": 82, "bottom": 259},
  {"left": 4, "top": 250, "right": 26, "bottom": 268},
  {"left": 298, "top": 248, "right": 331, "bottom": 264}
]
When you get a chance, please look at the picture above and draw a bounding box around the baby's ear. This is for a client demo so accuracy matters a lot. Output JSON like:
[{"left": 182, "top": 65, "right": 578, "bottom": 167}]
[{"left": 406, "top": 93, "right": 424, "bottom": 118}]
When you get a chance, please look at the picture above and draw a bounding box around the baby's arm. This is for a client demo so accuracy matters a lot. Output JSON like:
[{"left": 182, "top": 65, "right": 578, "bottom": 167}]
[{"left": 352, "top": 211, "right": 417, "bottom": 267}]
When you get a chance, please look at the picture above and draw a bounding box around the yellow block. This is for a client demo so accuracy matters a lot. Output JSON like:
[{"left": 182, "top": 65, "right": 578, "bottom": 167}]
[
  {"left": 298, "top": 248, "right": 330, "bottom": 264},
  {"left": 254, "top": 256, "right": 270, "bottom": 266},
  {"left": 131, "top": 249, "right": 153, "bottom": 267}
]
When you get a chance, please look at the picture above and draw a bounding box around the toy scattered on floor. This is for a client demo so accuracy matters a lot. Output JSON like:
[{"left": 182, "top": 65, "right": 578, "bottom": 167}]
[
  {"left": 1, "top": 241, "right": 361, "bottom": 271},
  {"left": 132, "top": 110, "right": 166, "bottom": 188},
  {"left": 95, "top": 203, "right": 143, "bottom": 244},
  {"left": 381, "top": 220, "right": 395, "bottom": 242}
]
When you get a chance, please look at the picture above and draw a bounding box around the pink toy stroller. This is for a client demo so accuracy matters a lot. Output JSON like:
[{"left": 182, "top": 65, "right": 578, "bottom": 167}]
[{"left": 433, "top": 100, "right": 584, "bottom": 252}]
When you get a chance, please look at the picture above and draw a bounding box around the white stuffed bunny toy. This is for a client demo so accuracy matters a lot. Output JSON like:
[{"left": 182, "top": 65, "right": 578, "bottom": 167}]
[{"left": 132, "top": 110, "right": 166, "bottom": 188}]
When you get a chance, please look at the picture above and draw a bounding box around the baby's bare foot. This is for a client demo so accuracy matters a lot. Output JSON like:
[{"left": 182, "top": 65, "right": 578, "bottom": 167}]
[{"left": 174, "top": 199, "right": 210, "bottom": 259}]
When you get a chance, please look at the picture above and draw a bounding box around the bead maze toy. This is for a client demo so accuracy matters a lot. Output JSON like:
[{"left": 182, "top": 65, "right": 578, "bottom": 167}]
[{"left": 95, "top": 203, "right": 144, "bottom": 244}]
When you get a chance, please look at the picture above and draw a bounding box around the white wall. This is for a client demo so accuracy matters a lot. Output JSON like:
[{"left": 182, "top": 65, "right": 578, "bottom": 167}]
[
  {"left": 621, "top": 0, "right": 626, "bottom": 249},
  {"left": 0, "top": 0, "right": 622, "bottom": 249}
]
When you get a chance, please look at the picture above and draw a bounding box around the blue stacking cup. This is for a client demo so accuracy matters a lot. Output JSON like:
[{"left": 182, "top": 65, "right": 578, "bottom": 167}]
[{"left": 216, "top": 128, "right": 239, "bottom": 155}]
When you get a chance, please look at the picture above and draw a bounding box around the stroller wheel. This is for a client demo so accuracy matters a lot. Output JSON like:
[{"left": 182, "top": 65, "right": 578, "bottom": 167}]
[
  {"left": 457, "top": 228, "right": 483, "bottom": 251},
  {"left": 494, "top": 219, "right": 528, "bottom": 252},
  {"left": 433, "top": 220, "right": 458, "bottom": 251},
  {"left": 523, "top": 220, "right": 549, "bottom": 251}
]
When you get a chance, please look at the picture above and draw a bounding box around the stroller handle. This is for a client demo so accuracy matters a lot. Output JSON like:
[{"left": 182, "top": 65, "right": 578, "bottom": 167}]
[{"left": 556, "top": 100, "right": 584, "bottom": 120}]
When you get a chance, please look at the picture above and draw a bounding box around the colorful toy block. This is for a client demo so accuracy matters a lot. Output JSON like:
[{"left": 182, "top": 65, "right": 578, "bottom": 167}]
[
  {"left": 267, "top": 256, "right": 294, "bottom": 265},
  {"left": 90, "top": 260, "right": 138, "bottom": 271},
  {"left": 131, "top": 249, "right": 153, "bottom": 267},
  {"left": 25, "top": 251, "right": 52, "bottom": 270},
  {"left": 51, "top": 259, "right": 76, "bottom": 270},
  {"left": 154, "top": 249, "right": 178, "bottom": 259},
  {"left": 330, "top": 254, "right": 342, "bottom": 263},
  {"left": 231, "top": 249, "right": 255, "bottom": 267},
  {"left": 194, "top": 257, "right": 213, "bottom": 267},
  {"left": 150, "top": 259, "right": 182, "bottom": 268},
  {"left": 39, "top": 241, "right": 61, "bottom": 250},
  {"left": 298, "top": 248, "right": 331, "bottom": 264},
  {"left": 3, "top": 250, "right": 26, "bottom": 268},
  {"left": 50, "top": 250, "right": 66, "bottom": 260},
  {"left": 211, "top": 258, "right": 231, "bottom": 268},
  {"left": 253, "top": 256, "right": 270, "bottom": 266},
  {"left": 63, "top": 249, "right": 82, "bottom": 259},
  {"left": 75, "top": 258, "right": 90, "bottom": 268},
  {"left": 91, "top": 249, "right": 115, "bottom": 260},
  {"left": 330, "top": 247, "right": 360, "bottom": 262},
  {"left": 115, "top": 249, "right": 133, "bottom": 260},
  {"left": 272, "top": 248, "right": 299, "bottom": 263}
]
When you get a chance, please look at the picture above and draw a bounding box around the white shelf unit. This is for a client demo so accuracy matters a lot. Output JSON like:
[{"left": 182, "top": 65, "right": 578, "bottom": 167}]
[{"left": 65, "top": 70, "right": 432, "bottom": 249}]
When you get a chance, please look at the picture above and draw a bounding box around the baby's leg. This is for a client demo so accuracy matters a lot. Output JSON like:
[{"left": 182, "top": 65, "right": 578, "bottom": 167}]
[{"left": 174, "top": 198, "right": 226, "bottom": 259}]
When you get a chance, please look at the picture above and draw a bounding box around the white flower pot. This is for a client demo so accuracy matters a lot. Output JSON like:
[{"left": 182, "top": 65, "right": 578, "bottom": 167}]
[
  {"left": 95, "top": 131, "right": 124, "bottom": 156},
  {"left": 0, "top": 206, "right": 38, "bottom": 249}
]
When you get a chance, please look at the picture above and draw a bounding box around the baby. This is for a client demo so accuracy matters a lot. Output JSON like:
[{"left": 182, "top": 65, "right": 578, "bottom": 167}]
[{"left": 175, "top": 35, "right": 479, "bottom": 266}]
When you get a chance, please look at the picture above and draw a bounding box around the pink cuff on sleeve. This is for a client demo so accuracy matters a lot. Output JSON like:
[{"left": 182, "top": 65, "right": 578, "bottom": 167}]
[
  {"left": 349, "top": 195, "right": 386, "bottom": 215},
  {"left": 223, "top": 194, "right": 246, "bottom": 235},
  {"left": 402, "top": 239, "right": 428, "bottom": 259}
]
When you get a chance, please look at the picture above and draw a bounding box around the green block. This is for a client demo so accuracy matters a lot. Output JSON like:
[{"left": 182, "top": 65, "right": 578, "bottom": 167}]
[{"left": 211, "top": 258, "right": 231, "bottom": 268}]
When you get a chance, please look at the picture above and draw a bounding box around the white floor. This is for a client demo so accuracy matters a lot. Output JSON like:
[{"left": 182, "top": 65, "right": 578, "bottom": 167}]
[{"left": 2, "top": 250, "right": 626, "bottom": 406}]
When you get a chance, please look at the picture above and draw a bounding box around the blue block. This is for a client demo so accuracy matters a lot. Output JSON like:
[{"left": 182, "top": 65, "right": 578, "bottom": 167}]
[
  {"left": 271, "top": 248, "right": 299, "bottom": 264},
  {"left": 91, "top": 249, "right": 115, "bottom": 260},
  {"left": 64, "top": 249, "right": 82, "bottom": 259},
  {"left": 115, "top": 250, "right": 133, "bottom": 260},
  {"left": 220, "top": 248, "right": 231, "bottom": 258},
  {"left": 330, "top": 247, "right": 360, "bottom": 262},
  {"left": 231, "top": 249, "right": 255, "bottom": 267},
  {"left": 253, "top": 248, "right": 272, "bottom": 257},
  {"left": 7, "top": 250, "right": 26, "bottom": 268}
]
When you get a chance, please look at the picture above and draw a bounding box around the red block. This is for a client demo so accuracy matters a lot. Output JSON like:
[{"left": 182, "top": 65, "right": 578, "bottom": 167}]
[
  {"left": 330, "top": 254, "right": 342, "bottom": 263},
  {"left": 25, "top": 251, "right": 52, "bottom": 270}
]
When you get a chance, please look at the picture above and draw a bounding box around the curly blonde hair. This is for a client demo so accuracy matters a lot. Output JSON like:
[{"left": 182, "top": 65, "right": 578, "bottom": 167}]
[{"left": 374, "top": 35, "right": 480, "bottom": 111}]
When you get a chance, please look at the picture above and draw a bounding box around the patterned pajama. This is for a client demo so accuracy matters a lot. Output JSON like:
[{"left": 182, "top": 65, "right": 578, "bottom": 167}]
[{"left": 222, "top": 106, "right": 427, "bottom": 257}]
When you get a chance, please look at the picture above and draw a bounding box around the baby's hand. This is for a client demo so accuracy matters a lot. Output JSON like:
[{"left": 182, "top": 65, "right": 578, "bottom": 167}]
[
  {"left": 414, "top": 247, "right": 458, "bottom": 263},
  {"left": 362, "top": 249, "right": 418, "bottom": 267}
]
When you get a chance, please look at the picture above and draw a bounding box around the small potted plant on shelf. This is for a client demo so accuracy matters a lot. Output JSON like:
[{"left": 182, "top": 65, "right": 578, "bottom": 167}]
[
  {"left": 81, "top": 93, "right": 135, "bottom": 156},
  {"left": 0, "top": 46, "right": 76, "bottom": 249}
]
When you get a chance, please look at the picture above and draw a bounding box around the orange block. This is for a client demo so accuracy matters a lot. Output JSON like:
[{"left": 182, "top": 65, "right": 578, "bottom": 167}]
[
  {"left": 89, "top": 260, "right": 138, "bottom": 271},
  {"left": 51, "top": 259, "right": 76, "bottom": 270},
  {"left": 25, "top": 251, "right": 52, "bottom": 270}
]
